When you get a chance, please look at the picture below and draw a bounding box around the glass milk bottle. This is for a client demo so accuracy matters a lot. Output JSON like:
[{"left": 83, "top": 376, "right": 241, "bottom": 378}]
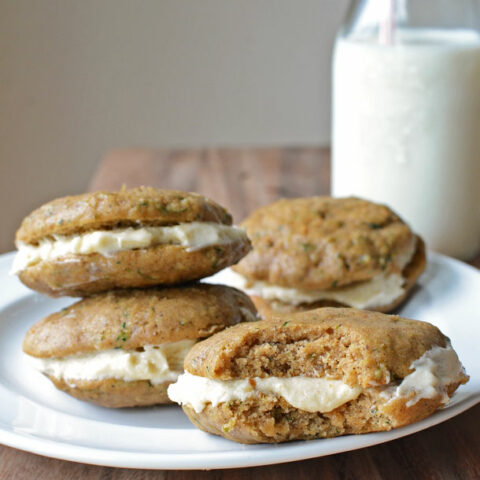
[{"left": 332, "top": 0, "right": 480, "bottom": 259}]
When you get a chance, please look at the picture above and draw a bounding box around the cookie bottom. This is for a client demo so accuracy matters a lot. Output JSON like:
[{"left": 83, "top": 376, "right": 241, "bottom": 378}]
[
  {"left": 252, "top": 236, "right": 426, "bottom": 317},
  {"left": 181, "top": 378, "right": 461, "bottom": 444},
  {"left": 19, "top": 240, "right": 251, "bottom": 297},
  {"left": 48, "top": 375, "right": 173, "bottom": 408}
]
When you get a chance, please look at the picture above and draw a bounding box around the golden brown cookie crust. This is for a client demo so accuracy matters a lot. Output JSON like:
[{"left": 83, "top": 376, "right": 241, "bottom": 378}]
[
  {"left": 179, "top": 306, "right": 467, "bottom": 443},
  {"left": 233, "top": 196, "right": 419, "bottom": 290},
  {"left": 23, "top": 283, "right": 257, "bottom": 358},
  {"left": 48, "top": 376, "right": 173, "bottom": 408},
  {"left": 181, "top": 381, "right": 464, "bottom": 444},
  {"left": 252, "top": 236, "right": 426, "bottom": 317},
  {"left": 184, "top": 307, "right": 447, "bottom": 388},
  {"left": 16, "top": 187, "right": 233, "bottom": 245},
  {"left": 18, "top": 239, "right": 251, "bottom": 297}
]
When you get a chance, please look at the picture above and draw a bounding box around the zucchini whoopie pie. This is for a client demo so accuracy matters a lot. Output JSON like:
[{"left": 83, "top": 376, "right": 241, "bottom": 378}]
[
  {"left": 12, "top": 187, "right": 251, "bottom": 297},
  {"left": 23, "top": 284, "right": 257, "bottom": 407},
  {"left": 231, "top": 196, "right": 425, "bottom": 315},
  {"left": 168, "top": 307, "right": 468, "bottom": 443}
]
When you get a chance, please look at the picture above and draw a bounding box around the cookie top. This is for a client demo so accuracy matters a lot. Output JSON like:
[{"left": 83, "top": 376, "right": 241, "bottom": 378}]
[
  {"left": 23, "top": 284, "right": 257, "bottom": 358},
  {"left": 16, "top": 187, "right": 233, "bottom": 245},
  {"left": 184, "top": 307, "right": 447, "bottom": 388},
  {"left": 233, "top": 196, "right": 417, "bottom": 290}
]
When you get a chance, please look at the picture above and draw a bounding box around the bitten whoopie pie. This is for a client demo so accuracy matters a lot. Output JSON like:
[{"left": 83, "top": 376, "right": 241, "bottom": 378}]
[
  {"left": 230, "top": 196, "right": 425, "bottom": 315},
  {"left": 23, "top": 284, "right": 257, "bottom": 408},
  {"left": 12, "top": 187, "right": 251, "bottom": 297},
  {"left": 168, "top": 308, "right": 468, "bottom": 444}
]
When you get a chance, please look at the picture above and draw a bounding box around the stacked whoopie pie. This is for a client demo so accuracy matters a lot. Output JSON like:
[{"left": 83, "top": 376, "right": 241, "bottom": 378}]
[{"left": 13, "top": 187, "right": 256, "bottom": 407}]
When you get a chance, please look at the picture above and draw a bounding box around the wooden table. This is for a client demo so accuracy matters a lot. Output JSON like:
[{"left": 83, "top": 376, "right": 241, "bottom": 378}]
[{"left": 2, "top": 147, "right": 479, "bottom": 479}]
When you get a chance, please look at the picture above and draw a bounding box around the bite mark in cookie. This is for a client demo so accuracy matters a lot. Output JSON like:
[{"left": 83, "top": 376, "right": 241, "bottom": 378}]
[{"left": 168, "top": 308, "right": 468, "bottom": 443}]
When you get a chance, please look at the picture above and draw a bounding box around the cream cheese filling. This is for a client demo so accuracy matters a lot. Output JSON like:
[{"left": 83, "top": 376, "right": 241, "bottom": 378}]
[
  {"left": 27, "top": 339, "right": 196, "bottom": 387},
  {"left": 168, "top": 344, "right": 466, "bottom": 414},
  {"left": 381, "top": 343, "right": 466, "bottom": 407},
  {"left": 229, "top": 236, "right": 417, "bottom": 309},
  {"left": 167, "top": 373, "right": 362, "bottom": 413},
  {"left": 11, "top": 222, "right": 247, "bottom": 274},
  {"left": 230, "top": 271, "right": 406, "bottom": 309}
]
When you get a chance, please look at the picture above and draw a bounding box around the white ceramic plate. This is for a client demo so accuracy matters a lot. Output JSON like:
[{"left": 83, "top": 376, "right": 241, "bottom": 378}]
[{"left": 0, "top": 251, "right": 479, "bottom": 470}]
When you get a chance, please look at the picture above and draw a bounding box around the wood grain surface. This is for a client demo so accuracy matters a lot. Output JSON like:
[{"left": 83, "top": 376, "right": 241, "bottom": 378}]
[{"left": 2, "top": 147, "right": 479, "bottom": 480}]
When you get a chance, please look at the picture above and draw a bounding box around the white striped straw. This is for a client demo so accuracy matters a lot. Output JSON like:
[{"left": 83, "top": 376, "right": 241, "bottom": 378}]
[{"left": 379, "top": 0, "right": 396, "bottom": 45}]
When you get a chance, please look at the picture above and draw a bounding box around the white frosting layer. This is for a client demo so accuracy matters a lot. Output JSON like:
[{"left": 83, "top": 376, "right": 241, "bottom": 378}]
[
  {"left": 167, "top": 373, "right": 362, "bottom": 413},
  {"left": 28, "top": 339, "right": 196, "bottom": 386},
  {"left": 230, "top": 271, "right": 405, "bottom": 309},
  {"left": 382, "top": 343, "right": 466, "bottom": 407},
  {"left": 229, "top": 236, "right": 417, "bottom": 309},
  {"left": 11, "top": 222, "right": 247, "bottom": 274},
  {"left": 168, "top": 344, "right": 466, "bottom": 414}
]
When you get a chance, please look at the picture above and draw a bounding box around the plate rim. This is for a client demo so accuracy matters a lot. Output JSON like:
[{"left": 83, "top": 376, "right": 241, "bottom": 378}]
[{"left": 1, "top": 395, "right": 479, "bottom": 470}]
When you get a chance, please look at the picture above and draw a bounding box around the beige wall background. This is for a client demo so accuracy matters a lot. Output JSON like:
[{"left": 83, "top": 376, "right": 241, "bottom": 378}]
[{"left": 0, "top": 0, "right": 348, "bottom": 253}]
